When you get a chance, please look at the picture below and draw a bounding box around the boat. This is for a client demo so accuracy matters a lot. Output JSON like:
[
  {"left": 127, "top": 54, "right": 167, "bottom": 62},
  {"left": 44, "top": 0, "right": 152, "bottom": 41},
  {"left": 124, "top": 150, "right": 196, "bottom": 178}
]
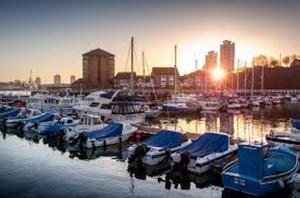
[
  {"left": 27, "top": 92, "right": 61, "bottom": 112},
  {"left": 292, "top": 119, "right": 300, "bottom": 133},
  {"left": 38, "top": 117, "right": 81, "bottom": 136},
  {"left": 63, "top": 114, "right": 107, "bottom": 142},
  {"left": 55, "top": 96, "right": 82, "bottom": 116},
  {"left": 171, "top": 132, "right": 237, "bottom": 175},
  {"left": 291, "top": 97, "right": 298, "bottom": 103},
  {"left": 81, "top": 122, "right": 138, "bottom": 148},
  {"left": 161, "top": 102, "right": 196, "bottom": 113},
  {"left": 74, "top": 89, "right": 146, "bottom": 124},
  {"left": 200, "top": 101, "right": 223, "bottom": 111},
  {"left": 144, "top": 105, "right": 161, "bottom": 119},
  {"left": 222, "top": 143, "right": 298, "bottom": 197},
  {"left": 6, "top": 112, "right": 55, "bottom": 130},
  {"left": 5, "top": 109, "right": 42, "bottom": 127},
  {"left": 266, "top": 131, "right": 300, "bottom": 150},
  {"left": 127, "top": 130, "right": 192, "bottom": 166},
  {"left": 0, "top": 107, "right": 21, "bottom": 119},
  {"left": 225, "top": 100, "right": 241, "bottom": 109}
]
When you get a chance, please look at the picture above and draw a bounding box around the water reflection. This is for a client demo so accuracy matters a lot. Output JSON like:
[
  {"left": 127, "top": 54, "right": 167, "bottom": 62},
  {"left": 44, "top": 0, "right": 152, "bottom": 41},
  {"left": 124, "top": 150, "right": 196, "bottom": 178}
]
[{"left": 148, "top": 103, "right": 300, "bottom": 142}]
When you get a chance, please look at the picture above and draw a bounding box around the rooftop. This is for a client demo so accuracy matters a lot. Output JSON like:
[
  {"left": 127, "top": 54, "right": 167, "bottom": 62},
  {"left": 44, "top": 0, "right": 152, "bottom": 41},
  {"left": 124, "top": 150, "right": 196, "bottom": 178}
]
[{"left": 83, "top": 48, "right": 115, "bottom": 57}]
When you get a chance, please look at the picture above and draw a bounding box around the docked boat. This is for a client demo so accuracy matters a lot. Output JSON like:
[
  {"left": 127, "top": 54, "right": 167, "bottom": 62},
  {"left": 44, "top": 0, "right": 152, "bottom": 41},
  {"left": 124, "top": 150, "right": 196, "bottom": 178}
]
[
  {"left": 266, "top": 131, "right": 300, "bottom": 150},
  {"left": 0, "top": 107, "right": 21, "bottom": 119},
  {"left": 161, "top": 102, "right": 196, "bottom": 113},
  {"left": 127, "top": 130, "right": 192, "bottom": 166},
  {"left": 5, "top": 109, "right": 42, "bottom": 127},
  {"left": 27, "top": 92, "right": 60, "bottom": 112},
  {"left": 55, "top": 96, "right": 82, "bottom": 115},
  {"left": 38, "top": 117, "right": 81, "bottom": 136},
  {"left": 144, "top": 105, "right": 161, "bottom": 119},
  {"left": 6, "top": 112, "right": 55, "bottom": 130},
  {"left": 225, "top": 100, "right": 241, "bottom": 109},
  {"left": 200, "top": 101, "right": 223, "bottom": 111},
  {"left": 64, "top": 114, "right": 106, "bottom": 142},
  {"left": 292, "top": 119, "right": 300, "bottom": 133},
  {"left": 222, "top": 143, "right": 298, "bottom": 196},
  {"left": 171, "top": 132, "right": 237, "bottom": 175},
  {"left": 81, "top": 122, "right": 137, "bottom": 148}
]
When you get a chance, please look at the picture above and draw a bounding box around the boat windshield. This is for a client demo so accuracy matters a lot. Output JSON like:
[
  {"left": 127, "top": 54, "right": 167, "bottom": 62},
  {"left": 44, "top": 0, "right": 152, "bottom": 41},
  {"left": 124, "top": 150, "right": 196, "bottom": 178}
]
[{"left": 89, "top": 102, "right": 100, "bottom": 107}]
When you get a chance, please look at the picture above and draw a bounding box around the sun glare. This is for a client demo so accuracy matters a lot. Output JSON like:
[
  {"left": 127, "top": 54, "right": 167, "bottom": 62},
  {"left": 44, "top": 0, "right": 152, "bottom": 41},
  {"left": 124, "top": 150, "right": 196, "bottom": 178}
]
[{"left": 212, "top": 67, "right": 225, "bottom": 81}]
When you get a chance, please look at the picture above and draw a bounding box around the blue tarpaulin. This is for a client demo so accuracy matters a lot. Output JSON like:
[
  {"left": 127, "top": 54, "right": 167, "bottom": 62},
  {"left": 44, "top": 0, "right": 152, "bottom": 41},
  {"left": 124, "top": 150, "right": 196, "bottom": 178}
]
[
  {"left": 23, "top": 112, "right": 54, "bottom": 124},
  {"left": 292, "top": 120, "right": 300, "bottom": 130},
  {"left": 176, "top": 133, "right": 229, "bottom": 158},
  {"left": 143, "top": 130, "right": 183, "bottom": 148},
  {"left": 87, "top": 123, "right": 123, "bottom": 140},
  {"left": 0, "top": 108, "right": 20, "bottom": 118}
]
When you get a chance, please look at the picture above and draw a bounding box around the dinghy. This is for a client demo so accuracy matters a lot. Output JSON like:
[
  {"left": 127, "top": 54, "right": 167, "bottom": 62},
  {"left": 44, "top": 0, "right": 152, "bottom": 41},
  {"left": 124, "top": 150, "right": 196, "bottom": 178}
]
[
  {"left": 81, "top": 122, "right": 137, "bottom": 148},
  {"left": 127, "top": 130, "right": 192, "bottom": 166},
  {"left": 222, "top": 143, "right": 298, "bottom": 197},
  {"left": 171, "top": 132, "right": 237, "bottom": 175},
  {"left": 266, "top": 131, "right": 300, "bottom": 150},
  {"left": 38, "top": 117, "right": 81, "bottom": 136}
]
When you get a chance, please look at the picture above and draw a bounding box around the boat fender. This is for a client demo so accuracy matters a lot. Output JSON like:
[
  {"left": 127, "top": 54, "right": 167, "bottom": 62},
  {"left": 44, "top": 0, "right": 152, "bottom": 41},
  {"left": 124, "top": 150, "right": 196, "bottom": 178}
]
[{"left": 278, "top": 179, "right": 285, "bottom": 188}]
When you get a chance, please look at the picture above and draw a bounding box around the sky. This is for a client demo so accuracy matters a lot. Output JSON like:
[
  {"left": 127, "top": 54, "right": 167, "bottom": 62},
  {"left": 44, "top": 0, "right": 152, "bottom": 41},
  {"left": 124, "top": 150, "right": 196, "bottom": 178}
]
[{"left": 0, "top": 0, "right": 299, "bottom": 83}]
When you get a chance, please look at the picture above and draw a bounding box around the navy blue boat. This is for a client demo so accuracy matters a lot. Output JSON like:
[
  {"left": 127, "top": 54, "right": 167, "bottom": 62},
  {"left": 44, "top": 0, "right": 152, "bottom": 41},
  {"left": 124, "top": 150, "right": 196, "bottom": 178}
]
[
  {"left": 0, "top": 107, "right": 21, "bottom": 119},
  {"left": 222, "top": 143, "right": 298, "bottom": 196}
]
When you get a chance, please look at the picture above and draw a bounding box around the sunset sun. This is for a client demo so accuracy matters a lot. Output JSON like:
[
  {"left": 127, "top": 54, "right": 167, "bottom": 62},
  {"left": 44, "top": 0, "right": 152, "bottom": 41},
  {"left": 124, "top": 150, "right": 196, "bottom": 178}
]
[{"left": 212, "top": 67, "right": 225, "bottom": 81}]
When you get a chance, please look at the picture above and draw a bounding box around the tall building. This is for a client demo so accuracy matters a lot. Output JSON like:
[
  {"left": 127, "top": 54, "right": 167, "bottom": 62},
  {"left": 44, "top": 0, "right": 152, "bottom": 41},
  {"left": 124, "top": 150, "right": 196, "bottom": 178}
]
[
  {"left": 82, "top": 48, "right": 115, "bottom": 89},
  {"left": 204, "top": 51, "right": 218, "bottom": 72},
  {"left": 220, "top": 40, "right": 235, "bottom": 72},
  {"left": 35, "top": 77, "right": 41, "bottom": 86},
  {"left": 70, "top": 75, "right": 76, "bottom": 84},
  {"left": 53, "top": 74, "right": 61, "bottom": 85}
]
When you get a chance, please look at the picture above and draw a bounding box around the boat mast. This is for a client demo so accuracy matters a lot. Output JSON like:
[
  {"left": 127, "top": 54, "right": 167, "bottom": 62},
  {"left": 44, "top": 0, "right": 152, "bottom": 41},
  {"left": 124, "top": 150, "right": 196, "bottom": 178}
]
[
  {"left": 130, "top": 37, "right": 134, "bottom": 94},
  {"left": 236, "top": 59, "right": 239, "bottom": 94},
  {"left": 244, "top": 61, "right": 247, "bottom": 96},
  {"left": 195, "top": 59, "right": 198, "bottom": 94},
  {"left": 251, "top": 63, "right": 254, "bottom": 97},
  {"left": 142, "top": 51, "right": 145, "bottom": 95},
  {"left": 261, "top": 61, "right": 264, "bottom": 96},
  {"left": 174, "top": 45, "right": 177, "bottom": 96}
]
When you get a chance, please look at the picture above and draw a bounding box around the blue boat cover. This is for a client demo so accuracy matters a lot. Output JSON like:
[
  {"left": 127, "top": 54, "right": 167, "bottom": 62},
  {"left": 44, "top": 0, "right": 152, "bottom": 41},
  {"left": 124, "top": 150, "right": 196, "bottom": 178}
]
[
  {"left": 176, "top": 133, "right": 229, "bottom": 158},
  {"left": 0, "top": 108, "right": 20, "bottom": 118},
  {"left": 87, "top": 123, "right": 123, "bottom": 140},
  {"left": 292, "top": 120, "right": 300, "bottom": 130},
  {"left": 24, "top": 112, "right": 54, "bottom": 124},
  {"left": 143, "top": 130, "right": 183, "bottom": 148}
]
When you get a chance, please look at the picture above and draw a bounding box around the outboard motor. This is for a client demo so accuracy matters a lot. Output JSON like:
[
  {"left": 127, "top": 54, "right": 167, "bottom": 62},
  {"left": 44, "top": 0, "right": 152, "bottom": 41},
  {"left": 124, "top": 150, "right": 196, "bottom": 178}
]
[{"left": 128, "top": 144, "right": 148, "bottom": 164}]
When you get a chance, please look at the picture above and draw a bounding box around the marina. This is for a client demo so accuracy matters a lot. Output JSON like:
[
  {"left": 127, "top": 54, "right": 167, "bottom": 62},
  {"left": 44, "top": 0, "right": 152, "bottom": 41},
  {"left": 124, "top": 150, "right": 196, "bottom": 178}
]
[{"left": 0, "top": 92, "right": 300, "bottom": 197}]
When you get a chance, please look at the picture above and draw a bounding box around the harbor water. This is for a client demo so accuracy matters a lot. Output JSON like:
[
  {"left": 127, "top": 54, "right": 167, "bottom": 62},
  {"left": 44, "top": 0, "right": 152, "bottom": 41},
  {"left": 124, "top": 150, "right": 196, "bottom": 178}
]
[{"left": 1, "top": 103, "right": 299, "bottom": 198}]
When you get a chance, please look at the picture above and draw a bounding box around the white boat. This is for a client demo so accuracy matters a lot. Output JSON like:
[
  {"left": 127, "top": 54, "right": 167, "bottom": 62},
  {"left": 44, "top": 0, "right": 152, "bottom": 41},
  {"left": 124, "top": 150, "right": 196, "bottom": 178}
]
[
  {"left": 291, "top": 97, "right": 298, "bottom": 103},
  {"left": 74, "top": 89, "right": 146, "bottom": 124},
  {"left": 144, "top": 105, "right": 161, "bottom": 119},
  {"left": 172, "top": 132, "right": 237, "bottom": 175},
  {"left": 226, "top": 100, "right": 241, "bottom": 109},
  {"left": 200, "top": 101, "right": 223, "bottom": 111},
  {"left": 64, "top": 114, "right": 106, "bottom": 142},
  {"left": 56, "top": 96, "right": 82, "bottom": 115},
  {"left": 38, "top": 117, "right": 81, "bottom": 136},
  {"left": 128, "top": 130, "right": 192, "bottom": 166},
  {"left": 266, "top": 131, "right": 300, "bottom": 150},
  {"left": 83, "top": 122, "right": 138, "bottom": 148},
  {"left": 27, "top": 92, "right": 61, "bottom": 112}
]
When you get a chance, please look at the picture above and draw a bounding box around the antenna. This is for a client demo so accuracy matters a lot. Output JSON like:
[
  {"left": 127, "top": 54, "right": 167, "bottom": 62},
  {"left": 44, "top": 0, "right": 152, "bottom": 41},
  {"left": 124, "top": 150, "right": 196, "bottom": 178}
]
[
  {"left": 130, "top": 37, "right": 134, "bottom": 93},
  {"left": 174, "top": 45, "right": 177, "bottom": 96}
]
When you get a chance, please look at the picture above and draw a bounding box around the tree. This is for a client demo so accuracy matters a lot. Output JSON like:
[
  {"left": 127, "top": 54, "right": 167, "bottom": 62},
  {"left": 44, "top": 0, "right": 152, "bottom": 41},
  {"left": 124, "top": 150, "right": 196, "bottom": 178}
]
[
  {"left": 282, "top": 56, "right": 291, "bottom": 66},
  {"left": 269, "top": 57, "right": 279, "bottom": 67}
]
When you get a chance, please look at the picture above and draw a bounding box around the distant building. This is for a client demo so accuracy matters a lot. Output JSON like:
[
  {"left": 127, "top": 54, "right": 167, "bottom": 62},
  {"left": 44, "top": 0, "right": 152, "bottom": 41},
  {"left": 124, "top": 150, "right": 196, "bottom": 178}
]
[
  {"left": 204, "top": 51, "right": 218, "bottom": 72},
  {"left": 70, "top": 75, "right": 76, "bottom": 84},
  {"left": 151, "top": 67, "right": 180, "bottom": 89},
  {"left": 113, "top": 72, "right": 136, "bottom": 89},
  {"left": 220, "top": 40, "right": 235, "bottom": 72},
  {"left": 82, "top": 48, "right": 115, "bottom": 89},
  {"left": 291, "top": 59, "right": 300, "bottom": 67},
  {"left": 53, "top": 74, "right": 61, "bottom": 85},
  {"left": 35, "top": 77, "right": 41, "bottom": 86}
]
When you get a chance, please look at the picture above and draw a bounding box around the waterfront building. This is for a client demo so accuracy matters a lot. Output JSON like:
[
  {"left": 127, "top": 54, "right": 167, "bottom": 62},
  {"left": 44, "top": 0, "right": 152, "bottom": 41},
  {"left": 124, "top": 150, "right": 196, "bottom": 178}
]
[
  {"left": 113, "top": 72, "right": 136, "bottom": 89},
  {"left": 151, "top": 67, "right": 180, "bottom": 89},
  {"left": 82, "top": 48, "right": 115, "bottom": 89},
  {"left": 220, "top": 40, "right": 235, "bottom": 72},
  {"left": 204, "top": 51, "right": 218, "bottom": 72},
  {"left": 70, "top": 75, "right": 76, "bottom": 84},
  {"left": 53, "top": 74, "right": 61, "bottom": 85}
]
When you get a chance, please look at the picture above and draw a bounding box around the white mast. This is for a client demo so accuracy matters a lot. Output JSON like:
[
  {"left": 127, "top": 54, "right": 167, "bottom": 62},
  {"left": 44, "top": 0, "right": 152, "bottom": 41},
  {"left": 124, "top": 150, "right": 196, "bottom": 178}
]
[
  {"left": 251, "top": 62, "right": 254, "bottom": 96},
  {"left": 244, "top": 61, "right": 247, "bottom": 96},
  {"left": 195, "top": 59, "right": 198, "bottom": 94},
  {"left": 174, "top": 45, "right": 177, "bottom": 96},
  {"left": 130, "top": 37, "right": 134, "bottom": 93},
  {"left": 236, "top": 59, "right": 240, "bottom": 94},
  {"left": 261, "top": 61, "right": 264, "bottom": 96}
]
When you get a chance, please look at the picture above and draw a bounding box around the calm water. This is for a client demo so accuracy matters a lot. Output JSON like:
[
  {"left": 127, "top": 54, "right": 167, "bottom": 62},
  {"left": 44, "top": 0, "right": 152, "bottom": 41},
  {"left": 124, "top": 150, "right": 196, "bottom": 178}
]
[{"left": 0, "top": 103, "right": 299, "bottom": 198}]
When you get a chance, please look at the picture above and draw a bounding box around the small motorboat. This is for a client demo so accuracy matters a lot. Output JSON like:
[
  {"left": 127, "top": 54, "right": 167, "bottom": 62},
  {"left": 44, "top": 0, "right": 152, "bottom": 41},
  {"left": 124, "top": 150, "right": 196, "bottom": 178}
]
[
  {"left": 81, "top": 122, "right": 138, "bottom": 148},
  {"left": 291, "top": 119, "right": 300, "bottom": 133},
  {"left": 0, "top": 107, "right": 21, "bottom": 119},
  {"left": 144, "top": 105, "right": 161, "bottom": 119},
  {"left": 5, "top": 109, "right": 42, "bottom": 127},
  {"left": 222, "top": 143, "right": 298, "bottom": 197},
  {"left": 38, "top": 117, "right": 81, "bottom": 136},
  {"left": 63, "top": 114, "right": 107, "bottom": 142},
  {"left": 171, "top": 132, "right": 237, "bottom": 175},
  {"left": 6, "top": 112, "right": 55, "bottom": 130},
  {"left": 127, "top": 130, "right": 192, "bottom": 166},
  {"left": 266, "top": 131, "right": 300, "bottom": 150}
]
